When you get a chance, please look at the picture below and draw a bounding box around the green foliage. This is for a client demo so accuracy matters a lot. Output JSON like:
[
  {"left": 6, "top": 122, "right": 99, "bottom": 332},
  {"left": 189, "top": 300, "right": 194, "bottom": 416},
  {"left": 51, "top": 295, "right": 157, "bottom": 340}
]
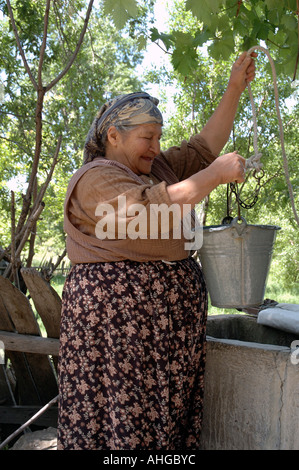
[
  {"left": 102, "top": 0, "right": 156, "bottom": 43},
  {"left": 103, "top": 0, "right": 139, "bottom": 29},
  {"left": 149, "top": 0, "right": 298, "bottom": 78}
]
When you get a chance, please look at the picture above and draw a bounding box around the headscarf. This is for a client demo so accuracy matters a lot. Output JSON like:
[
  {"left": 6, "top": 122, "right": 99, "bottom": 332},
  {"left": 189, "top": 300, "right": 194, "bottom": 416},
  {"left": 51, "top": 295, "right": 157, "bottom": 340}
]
[{"left": 83, "top": 92, "right": 163, "bottom": 164}]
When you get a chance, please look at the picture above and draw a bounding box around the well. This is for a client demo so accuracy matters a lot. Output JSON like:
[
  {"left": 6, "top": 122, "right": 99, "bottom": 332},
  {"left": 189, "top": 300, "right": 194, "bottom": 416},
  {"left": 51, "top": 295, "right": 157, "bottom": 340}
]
[{"left": 201, "top": 314, "right": 299, "bottom": 450}]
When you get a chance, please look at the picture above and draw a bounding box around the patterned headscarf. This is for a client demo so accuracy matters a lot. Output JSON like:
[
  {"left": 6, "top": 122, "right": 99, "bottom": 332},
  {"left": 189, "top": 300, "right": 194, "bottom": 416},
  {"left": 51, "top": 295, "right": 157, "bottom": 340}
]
[{"left": 83, "top": 92, "right": 163, "bottom": 164}]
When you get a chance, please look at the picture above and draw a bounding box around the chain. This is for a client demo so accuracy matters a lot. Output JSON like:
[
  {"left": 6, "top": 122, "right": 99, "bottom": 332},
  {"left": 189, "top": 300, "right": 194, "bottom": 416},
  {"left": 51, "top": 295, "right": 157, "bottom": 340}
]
[{"left": 230, "top": 169, "right": 265, "bottom": 210}]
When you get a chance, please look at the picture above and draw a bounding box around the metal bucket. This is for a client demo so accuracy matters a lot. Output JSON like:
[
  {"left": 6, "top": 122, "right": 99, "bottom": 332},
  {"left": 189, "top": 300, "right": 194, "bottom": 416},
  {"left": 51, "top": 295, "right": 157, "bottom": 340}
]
[{"left": 198, "top": 217, "right": 281, "bottom": 308}]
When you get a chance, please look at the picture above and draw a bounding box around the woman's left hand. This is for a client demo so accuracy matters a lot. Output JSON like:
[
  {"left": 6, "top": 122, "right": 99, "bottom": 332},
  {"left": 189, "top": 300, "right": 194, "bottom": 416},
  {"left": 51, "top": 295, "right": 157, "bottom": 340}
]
[{"left": 228, "top": 51, "right": 257, "bottom": 93}]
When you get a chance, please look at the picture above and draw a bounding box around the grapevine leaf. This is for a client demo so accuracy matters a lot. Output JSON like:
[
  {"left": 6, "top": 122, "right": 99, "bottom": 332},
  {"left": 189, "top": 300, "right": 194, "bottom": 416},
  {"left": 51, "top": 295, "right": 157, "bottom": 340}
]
[
  {"left": 103, "top": 0, "right": 138, "bottom": 29},
  {"left": 171, "top": 43, "right": 198, "bottom": 76},
  {"left": 150, "top": 27, "right": 174, "bottom": 51}
]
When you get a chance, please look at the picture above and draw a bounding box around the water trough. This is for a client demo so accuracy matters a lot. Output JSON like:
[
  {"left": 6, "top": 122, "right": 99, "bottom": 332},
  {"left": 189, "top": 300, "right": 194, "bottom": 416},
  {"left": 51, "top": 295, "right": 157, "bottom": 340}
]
[{"left": 201, "top": 314, "right": 299, "bottom": 450}]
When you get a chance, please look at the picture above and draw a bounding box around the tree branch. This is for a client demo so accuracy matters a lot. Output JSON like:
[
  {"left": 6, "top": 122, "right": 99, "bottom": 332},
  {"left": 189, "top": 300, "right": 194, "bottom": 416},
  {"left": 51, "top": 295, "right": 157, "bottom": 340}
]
[
  {"left": 15, "top": 202, "right": 45, "bottom": 260},
  {"left": 15, "top": 88, "right": 45, "bottom": 234},
  {"left": 38, "top": 0, "right": 51, "bottom": 88},
  {"left": 33, "top": 135, "right": 62, "bottom": 211},
  {"left": 10, "top": 190, "right": 18, "bottom": 285},
  {"left": 6, "top": 0, "right": 38, "bottom": 91},
  {"left": 2, "top": 199, "right": 44, "bottom": 279},
  {"left": 293, "top": 0, "right": 299, "bottom": 81},
  {"left": 0, "top": 135, "right": 33, "bottom": 157},
  {"left": 16, "top": 134, "right": 62, "bottom": 248},
  {"left": 236, "top": 0, "right": 242, "bottom": 17},
  {"left": 45, "top": 0, "right": 94, "bottom": 91}
]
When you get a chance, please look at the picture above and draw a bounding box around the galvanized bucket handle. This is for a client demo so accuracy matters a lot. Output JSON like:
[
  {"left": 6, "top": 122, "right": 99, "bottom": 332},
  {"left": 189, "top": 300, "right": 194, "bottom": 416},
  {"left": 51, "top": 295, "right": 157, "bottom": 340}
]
[{"left": 230, "top": 216, "right": 248, "bottom": 237}]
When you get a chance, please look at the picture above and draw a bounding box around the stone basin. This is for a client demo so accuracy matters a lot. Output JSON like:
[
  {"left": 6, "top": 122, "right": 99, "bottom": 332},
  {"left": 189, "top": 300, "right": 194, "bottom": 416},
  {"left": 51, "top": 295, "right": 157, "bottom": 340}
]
[{"left": 201, "top": 314, "right": 299, "bottom": 450}]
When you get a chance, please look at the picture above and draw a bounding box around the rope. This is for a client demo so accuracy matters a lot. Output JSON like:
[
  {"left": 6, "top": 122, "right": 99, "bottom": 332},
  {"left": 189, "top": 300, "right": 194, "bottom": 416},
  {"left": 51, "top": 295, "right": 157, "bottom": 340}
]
[{"left": 245, "top": 45, "right": 299, "bottom": 226}]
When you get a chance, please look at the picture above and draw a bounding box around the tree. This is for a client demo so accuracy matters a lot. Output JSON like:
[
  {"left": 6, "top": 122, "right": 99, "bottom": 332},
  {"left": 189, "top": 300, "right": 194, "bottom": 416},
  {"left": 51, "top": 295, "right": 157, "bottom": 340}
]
[
  {"left": 1, "top": 0, "right": 92, "bottom": 280},
  {"left": 150, "top": 0, "right": 299, "bottom": 79}
]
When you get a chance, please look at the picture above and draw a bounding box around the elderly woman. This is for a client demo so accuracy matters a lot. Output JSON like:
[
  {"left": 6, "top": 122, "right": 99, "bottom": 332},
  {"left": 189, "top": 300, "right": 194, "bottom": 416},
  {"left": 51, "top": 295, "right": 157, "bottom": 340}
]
[{"left": 57, "top": 53, "right": 256, "bottom": 450}]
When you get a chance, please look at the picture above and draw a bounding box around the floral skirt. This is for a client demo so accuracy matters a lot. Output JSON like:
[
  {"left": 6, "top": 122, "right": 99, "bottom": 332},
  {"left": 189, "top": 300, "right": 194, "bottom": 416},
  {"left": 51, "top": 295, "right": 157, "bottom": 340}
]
[{"left": 57, "top": 257, "right": 208, "bottom": 450}]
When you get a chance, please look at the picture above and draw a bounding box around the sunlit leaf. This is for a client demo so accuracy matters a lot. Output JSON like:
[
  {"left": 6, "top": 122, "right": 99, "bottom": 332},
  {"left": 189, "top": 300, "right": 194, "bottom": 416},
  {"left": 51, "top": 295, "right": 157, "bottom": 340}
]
[{"left": 103, "top": 0, "right": 139, "bottom": 29}]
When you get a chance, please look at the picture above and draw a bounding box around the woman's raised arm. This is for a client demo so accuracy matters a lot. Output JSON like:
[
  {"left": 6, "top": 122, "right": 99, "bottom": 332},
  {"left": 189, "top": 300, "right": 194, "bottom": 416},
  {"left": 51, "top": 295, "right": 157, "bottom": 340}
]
[{"left": 199, "top": 52, "right": 257, "bottom": 155}]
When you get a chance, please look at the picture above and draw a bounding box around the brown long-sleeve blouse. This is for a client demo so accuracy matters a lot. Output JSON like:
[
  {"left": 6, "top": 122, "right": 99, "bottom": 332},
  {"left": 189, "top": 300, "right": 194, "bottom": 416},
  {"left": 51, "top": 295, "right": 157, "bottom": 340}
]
[{"left": 64, "top": 134, "right": 217, "bottom": 264}]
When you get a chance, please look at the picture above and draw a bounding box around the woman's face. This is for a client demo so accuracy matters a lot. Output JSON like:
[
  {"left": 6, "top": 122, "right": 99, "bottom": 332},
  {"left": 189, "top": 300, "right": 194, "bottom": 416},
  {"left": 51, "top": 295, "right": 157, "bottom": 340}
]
[{"left": 106, "top": 123, "right": 163, "bottom": 175}]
